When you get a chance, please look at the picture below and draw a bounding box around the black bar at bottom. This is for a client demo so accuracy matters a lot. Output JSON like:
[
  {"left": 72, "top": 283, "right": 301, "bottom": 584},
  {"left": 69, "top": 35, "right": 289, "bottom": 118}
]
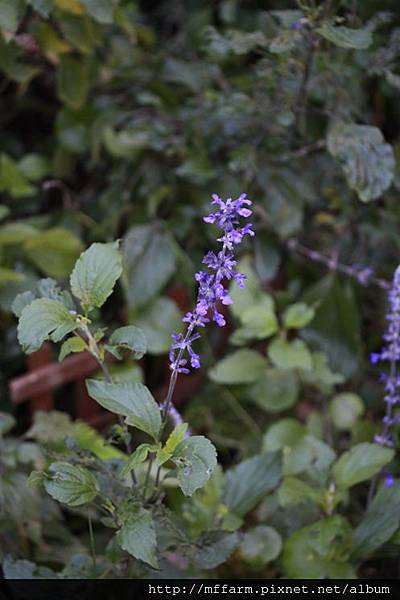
[{"left": 1, "top": 579, "right": 400, "bottom": 600}]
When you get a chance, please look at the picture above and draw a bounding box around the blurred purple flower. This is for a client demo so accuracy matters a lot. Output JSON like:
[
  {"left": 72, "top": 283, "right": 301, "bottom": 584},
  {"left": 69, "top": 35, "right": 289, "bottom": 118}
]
[{"left": 372, "top": 266, "right": 400, "bottom": 450}]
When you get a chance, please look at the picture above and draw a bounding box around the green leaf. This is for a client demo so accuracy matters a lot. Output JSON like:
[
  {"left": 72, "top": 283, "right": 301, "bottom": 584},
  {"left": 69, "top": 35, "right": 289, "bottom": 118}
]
[
  {"left": 222, "top": 452, "right": 282, "bottom": 517},
  {"left": 352, "top": 483, "right": 400, "bottom": 558},
  {"left": 333, "top": 443, "right": 394, "bottom": 489},
  {"left": 134, "top": 297, "right": 181, "bottom": 354},
  {"left": 86, "top": 379, "right": 161, "bottom": 439},
  {"left": 56, "top": 55, "right": 90, "bottom": 110},
  {"left": 24, "top": 228, "right": 83, "bottom": 279},
  {"left": 317, "top": 24, "right": 372, "bottom": 50},
  {"left": 302, "top": 275, "right": 361, "bottom": 378},
  {"left": 172, "top": 436, "right": 217, "bottom": 497},
  {"left": 208, "top": 349, "right": 267, "bottom": 384},
  {"left": 18, "top": 153, "right": 50, "bottom": 180},
  {"left": 59, "top": 14, "right": 100, "bottom": 54},
  {"left": 58, "top": 336, "right": 87, "bottom": 361},
  {"left": 70, "top": 242, "right": 123, "bottom": 313},
  {"left": 0, "top": 0, "right": 25, "bottom": 33},
  {"left": 0, "top": 154, "right": 35, "bottom": 198},
  {"left": 193, "top": 531, "right": 239, "bottom": 569},
  {"left": 232, "top": 296, "right": 279, "bottom": 343},
  {"left": 44, "top": 461, "right": 99, "bottom": 506},
  {"left": 0, "top": 222, "right": 38, "bottom": 245},
  {"left": 17, "top": 298, "right": 78, "bottom": 353},
  {"left": 278, "top": 476, "right": 324, "bottom": 507},
  {"left": 263, "top": 419, "right": 306, "bottom": 452},
  {"left": 80, "top": 0, "right": 114, "bottom": 24},
  {"left": 283, "top": 302, "right": 315, "bottom": 329},
  {"left": 164, "top": 423, "right": 189, "bottom": 454},
  {"left": 282, "top": 516, "right": 354, "bottom": 579},
  {"left": 250, "top": 368, "right": 299, "bottom": 413},
  {"left": 268, "top": 337, "right": 313, "bottom": 371},
  {"left": 283, "top": 436, "right": 336, "bottom": 481},
  {"left": 327, "top": 123, "right": 395, "bottom": 202},
  {"left": 123, "top": 224, "right": 176, "bottom": 309},
  {"left": 0, "top": 204, "right": 10, "bottom": 221},
  {"left": 330, "top": 393, "right": 365, "bottom": 430},
  {"left": 229, "top": 257, "right": 263, "bottom": 319},
  {"left": 0, "top": 411, "right": 16, "bottom": 435},
  {"left": 108, "top": 325, "right": 147, "bottom": 359},
  {"left": 117, "top": 501, "right": 158, "bottom": 569},
  {"left": 119, "top": 443, "right": 157, "bottom": 479},
  {"left": 240, "top": 525, "right": 282, "bottom": 566}
]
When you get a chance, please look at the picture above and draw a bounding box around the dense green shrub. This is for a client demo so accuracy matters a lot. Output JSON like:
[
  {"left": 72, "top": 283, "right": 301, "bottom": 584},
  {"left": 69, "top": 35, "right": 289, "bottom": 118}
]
[{"left": 1, "top": 0, "right": 400, "bottom": 580}]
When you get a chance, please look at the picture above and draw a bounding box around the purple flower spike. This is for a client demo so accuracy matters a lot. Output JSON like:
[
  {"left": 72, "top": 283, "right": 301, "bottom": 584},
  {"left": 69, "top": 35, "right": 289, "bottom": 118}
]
[
  {"left": 168, "top": 192, "right": 254, "bottom": 377},
  {"left": 372, "top": 266, "right": 400, "bottom": 473}
]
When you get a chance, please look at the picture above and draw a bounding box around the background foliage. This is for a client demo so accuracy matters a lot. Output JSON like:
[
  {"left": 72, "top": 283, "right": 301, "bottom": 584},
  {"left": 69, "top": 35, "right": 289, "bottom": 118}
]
[{"left": 1, "top": 0, "right": 400, "bottom": 580}]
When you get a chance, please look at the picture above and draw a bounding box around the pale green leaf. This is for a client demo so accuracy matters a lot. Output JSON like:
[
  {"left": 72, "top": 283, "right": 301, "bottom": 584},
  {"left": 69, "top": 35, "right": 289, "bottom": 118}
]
[
  {"left": 58, "top": 336, "right": 87, "bottom": 361},
  {"left": 283, "top": 302, "right": 315, "bottom": 329},
  {"left": 80, "top": 0, "right": 114, "bottom": 24},
  {"left": 250, "top": 368, "right": 299, "bottom": 413},
  {"left": 268, "top": 337, "right": 313, "bottom": 371},
  {"left": 0, "top": 0, "right": 25, "bottom": 33},
  {"left": 333, "top": 443, "right": 394, "bottom": 489},
  {"left": 209, "top": 349, "right": 267, "bottom": 384},
  {"left": 119, "top": 443, "right": 157, "bottom": 479},
  {"left": 240, "top": 525, "right": 282, "bottom": 566},
  {"left": 330, "top": 393, "right": 365, "bottom": 430},
  {"left": 317, "top": 24, "right": 372, "bottom": 50},
  {"left": 164, "top": 423, "right": 189, "bottom": 454}
]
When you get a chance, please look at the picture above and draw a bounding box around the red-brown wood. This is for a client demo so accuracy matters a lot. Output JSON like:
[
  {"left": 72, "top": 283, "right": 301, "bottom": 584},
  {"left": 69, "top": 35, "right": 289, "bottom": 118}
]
[{"left": 26, "top": 343, "right": 54, "bottom": 414}]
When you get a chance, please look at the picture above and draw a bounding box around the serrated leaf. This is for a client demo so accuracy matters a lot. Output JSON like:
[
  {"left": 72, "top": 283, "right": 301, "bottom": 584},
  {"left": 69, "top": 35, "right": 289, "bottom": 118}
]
[
  {"left": 222, "top": 452, "right": 282, "bottom": 517},
  {"left": 123, "top": 224, "right": 176, "bottom": 309},
  {"left": 172, "top": 436, "right": 217, "bottom": 496},
  {"left": 327, "top": 123, "right": 395, "bottom": 202},
  {"left": 333, "top": 443, "right": 394, "bottom": 489},
  {"left": 108, "top": 325, "right": 147, "bottom": 359},
  {"left": 209, "top": 349, "right": 267, "bottom": 384},
  {"left": 17, "top": 298, "right": 78, "bottom": 353},
  {"left": 86, "top": 379, "right": 161, "bottom": 439},
  {"left": 44, "top": 461, "right": 99, "bottom": 506},
  {"left": 70, "top": 242, "right": 123, "bottom": 313},
  {"left": 194, "top": 531, "right": 239, "bottom": 569},
  {"left": 58, "top": 336, "right": 87, "bottom": 361},
  {"left": 117, "top": 502, "right": 158, "bottom": 569},
  {"left": 268, "top": 337, "right": 313, "bottom": 371},
  {"left": 317, "top": 24, "right": 372, "bottom": 50}
]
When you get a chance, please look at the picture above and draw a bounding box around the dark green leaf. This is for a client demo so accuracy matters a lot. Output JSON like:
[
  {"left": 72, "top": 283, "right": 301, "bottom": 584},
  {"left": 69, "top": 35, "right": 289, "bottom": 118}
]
[
  {"left": 44, "top": 461, "right": 99, "bottom": 506},
  {"left": 86, "top": 379, "right": 161, "bottom": 438},
  {"left": 223, "top": 452, "right": 282, "bottom": 517},
  {"left": 108, "top": 325, "right": 147, "bottom": 359},
  {"left": 172, "top": 436, "right": 217, "bottom": 496},
  {"left": 333, "top": 443, "right": 394, "bottom": 489},
  {"left": 117, "top": 501, "right": 158, "bottom": 569},
  {"left": 209, "top": 349, "right": 267, "bottom": 384}
]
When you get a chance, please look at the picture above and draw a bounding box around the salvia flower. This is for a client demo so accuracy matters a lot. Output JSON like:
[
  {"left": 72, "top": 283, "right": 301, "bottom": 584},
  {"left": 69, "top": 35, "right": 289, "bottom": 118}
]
[
  {"left": 372, "top": 265, "right": 400, "bottom": 457},
  {"left": 168, "top": 192, "right": 254, "bottom": 375}
]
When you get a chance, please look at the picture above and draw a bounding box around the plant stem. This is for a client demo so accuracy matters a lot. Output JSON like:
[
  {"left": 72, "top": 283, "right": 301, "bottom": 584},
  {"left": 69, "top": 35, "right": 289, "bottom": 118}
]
[
  {"left": 88, "top": 512, "right": 96, "bottom": 570},
  {"left": 78, "top": 326, "right": 138, "bottom": 486}
]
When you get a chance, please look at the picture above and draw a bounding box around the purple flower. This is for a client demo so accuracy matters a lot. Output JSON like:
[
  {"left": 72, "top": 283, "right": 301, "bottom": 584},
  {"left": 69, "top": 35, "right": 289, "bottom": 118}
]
[
  {"left": 372, "top": 266, "right": 400, "bottom": 453},
  {"left": 168, "top": 192, "right": 254, "bottom": 375},
  {"left": 384, "top": 473, "right": 395, "bottom": 488}
]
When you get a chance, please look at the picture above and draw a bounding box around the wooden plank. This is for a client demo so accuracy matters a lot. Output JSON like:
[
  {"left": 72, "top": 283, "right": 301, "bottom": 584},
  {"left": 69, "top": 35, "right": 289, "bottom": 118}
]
[
  {"left": 10, "top": 351, "right": 99, "bottom": 405},
  {"left": 26, "top": 343, "right": 54, "bottom": 412}
]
